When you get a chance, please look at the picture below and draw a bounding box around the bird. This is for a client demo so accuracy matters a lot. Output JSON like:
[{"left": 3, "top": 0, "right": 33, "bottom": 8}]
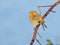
[{"left": 29, "top": 11, "right": 47, "bottom": 30}]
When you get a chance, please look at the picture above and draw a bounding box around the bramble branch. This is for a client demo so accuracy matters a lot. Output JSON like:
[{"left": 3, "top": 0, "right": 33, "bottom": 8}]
[{"left": 30, "top": 1, "right": 60, "bottom": 45}]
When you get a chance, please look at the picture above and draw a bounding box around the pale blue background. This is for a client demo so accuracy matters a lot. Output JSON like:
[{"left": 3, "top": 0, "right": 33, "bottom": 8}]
[{"left": 0, "top": 0, "right": 60, "bottom": 45}]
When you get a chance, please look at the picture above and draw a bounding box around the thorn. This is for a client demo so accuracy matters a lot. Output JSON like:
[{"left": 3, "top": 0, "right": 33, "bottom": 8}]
[
  {"left": 37, "top": 32, "right": 42, "bottom": 38},
  {"left": 38, "top": 5, "right": 52, "bottom": 7},
  {"left": 44, "top": 23, "right": 47, "bottom": 29},
  {"left": 51, "top": 11, "right": 56, "bottom": 13},
  {"left": 42, "top": 24, "right": 45, "bottom": 30},
  {"left": 36, "top": 38, "right": 41, "bottom": 45}
]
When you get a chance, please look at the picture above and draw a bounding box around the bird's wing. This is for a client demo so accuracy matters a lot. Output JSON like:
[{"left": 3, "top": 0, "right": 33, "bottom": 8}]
[{"left": 43, "top": 1, "right": 60, "bottom": 19}]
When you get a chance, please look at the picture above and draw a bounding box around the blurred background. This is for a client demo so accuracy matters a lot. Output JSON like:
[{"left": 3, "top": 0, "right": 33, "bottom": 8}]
[{"left": 0, "top": 0, "right": 60, "bottom": 45}]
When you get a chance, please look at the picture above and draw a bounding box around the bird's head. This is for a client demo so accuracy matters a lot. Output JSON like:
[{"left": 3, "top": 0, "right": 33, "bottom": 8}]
[{"left": 30, "top": 11, "right": 37, "bottom": 17}]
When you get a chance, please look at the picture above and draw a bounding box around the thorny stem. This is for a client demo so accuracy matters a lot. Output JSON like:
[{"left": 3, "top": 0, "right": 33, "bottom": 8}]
[
  {"left": 43, "top": 1, "right": 60, "bottom": 19},
  {"left": 30, "top": 24, "right": 40, "bottom": 45},
  {"left": 30, "top": 1, "right": 60, "bottom": 45}
]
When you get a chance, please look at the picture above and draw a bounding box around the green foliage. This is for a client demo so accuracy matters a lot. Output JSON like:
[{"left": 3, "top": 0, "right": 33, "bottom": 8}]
[{"left": 46, "top": 39, "right": 53, "bottom": 45}]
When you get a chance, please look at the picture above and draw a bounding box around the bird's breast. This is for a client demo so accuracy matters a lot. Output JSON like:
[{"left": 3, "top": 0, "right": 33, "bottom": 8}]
[{"left": 30, "top": 15, "right": 44, "bottom": 26}]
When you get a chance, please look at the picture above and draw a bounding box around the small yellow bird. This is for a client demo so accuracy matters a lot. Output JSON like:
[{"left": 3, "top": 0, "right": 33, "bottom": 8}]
[{"left": 29, "top": 11, "right": 47, "bottom": 30}]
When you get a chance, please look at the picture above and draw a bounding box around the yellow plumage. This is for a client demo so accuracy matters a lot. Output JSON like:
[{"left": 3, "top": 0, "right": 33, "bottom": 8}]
[{"left": 29, "top": 11, "right": 44, "bottom": 26}]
